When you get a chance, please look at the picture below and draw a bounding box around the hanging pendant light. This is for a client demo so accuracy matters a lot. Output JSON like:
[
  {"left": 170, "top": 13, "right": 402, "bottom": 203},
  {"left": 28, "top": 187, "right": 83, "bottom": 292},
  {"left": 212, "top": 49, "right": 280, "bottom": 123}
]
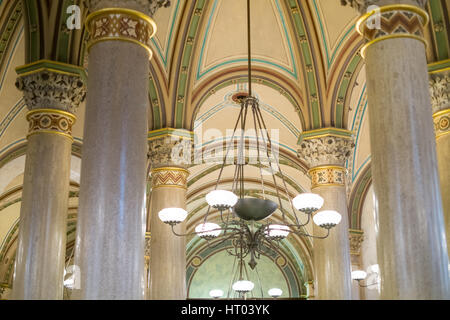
[{"left": 158, "top": 0, "right": 342, "bottom": 274}]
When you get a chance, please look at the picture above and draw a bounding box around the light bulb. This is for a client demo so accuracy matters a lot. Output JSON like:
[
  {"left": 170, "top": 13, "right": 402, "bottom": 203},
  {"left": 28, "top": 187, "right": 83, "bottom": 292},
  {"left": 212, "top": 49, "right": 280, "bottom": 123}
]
[
  {"left": 352, "top": 270, "right": 367, "bottom": 281},
  {"left": 313, "top": 210, "right": 342, "bottom": 229},
  {"left": 232, "top": 280, "right": 254, "bottom": 293},
  {"left": 158, "top": 208, "right": 188, "bottom": 225},
  {"left": 195, "top": 223, "right": 222, "bottom": 239},
  {"left": 265, "top": 224, "right": 291, "bottom": 240},
  {"left": 293, "top": 193, "right": 324, "bottom": 213},
  {"left": 206, "top": 190, "right": 238, "bottom": 209},
  {"left": 209, "top": 289, "right": 224, "bottom": 299},
  {"left": 268, "top": 288, "right": 283, "bottom": 298}
]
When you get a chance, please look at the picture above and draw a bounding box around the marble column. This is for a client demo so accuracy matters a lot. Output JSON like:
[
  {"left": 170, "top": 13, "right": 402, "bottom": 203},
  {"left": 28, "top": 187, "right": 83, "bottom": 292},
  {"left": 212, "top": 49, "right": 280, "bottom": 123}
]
[
  {"left": 147, "top": 130, "right": 192, "bottom": 300},
  {"left": 73, "top": 1, "right": 168, "bottom": 300},
  {"left": 12, "top": 60, "right": 86, "bottom": 299},
  {"left": 429, "top": 70, "right": 450, "bottom": 259},
  {"left": 343, "top": 0, "right": 450, "bottom": 299},
  {"left": 298, "top": 128, "right": 354, "bottom": 300}
]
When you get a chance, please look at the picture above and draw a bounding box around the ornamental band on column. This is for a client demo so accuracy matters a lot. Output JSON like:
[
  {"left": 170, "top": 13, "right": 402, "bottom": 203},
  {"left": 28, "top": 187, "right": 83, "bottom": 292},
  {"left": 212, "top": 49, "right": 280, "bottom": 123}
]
[{"left": 353, "top": 3, "right": 429, "bottom": 58}]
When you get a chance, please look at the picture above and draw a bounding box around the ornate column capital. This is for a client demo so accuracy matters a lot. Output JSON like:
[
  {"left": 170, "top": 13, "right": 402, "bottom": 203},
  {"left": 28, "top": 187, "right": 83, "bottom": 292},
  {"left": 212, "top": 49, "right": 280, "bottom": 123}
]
[
  {"left": 15, "top": 60, "right": 86, "bottom": 114},
  {"left": 87, "top": 0, "right": 171, "bottom": 17},
  {"left": 15, "top": 60, "right": 86, "bottom": 141},
  {"left": 148, "top": 128, "right": 194, "bottom": 169},
  {"left": 429, "top": 70, "right": 449, "bottom": 114},
  {"left": 298, "top": 128, "right": 355, "bottom": 168},
  {"left": 340, "top": 0, "right": 427, "bottom": 14},
  {"left": 298, "top": 129, "right": 354, "bottom": 189},
  {"left": 349, "top": 229, "right": 364, "bottom": 256},
  {"left": 429, "top": 69, "right": 450, "bottom": 140},
  {"left": 148, "top": 129, "right": 193, "bottom": 189}
]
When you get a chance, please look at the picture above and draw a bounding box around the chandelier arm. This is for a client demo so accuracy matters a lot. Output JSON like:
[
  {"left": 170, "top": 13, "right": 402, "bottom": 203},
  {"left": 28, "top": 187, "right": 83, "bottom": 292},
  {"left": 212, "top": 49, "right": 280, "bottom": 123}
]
[
  {"left": 357, "top": 281, "right": 380, "bottom": 288},
  {"left": 255, "top": 106, "right": 300, "bottom": 225},
  {"left": 252, "top": 105, "right": 267, "bottom": 200},
  {"left": 216, "top": 105, "right": 244, "bottom": 190},
  {"left": 289, "top": 227, "right": 331, "bottom": 239},
  {"left": 169, "top": 224, "right": 241, "bottom": 238},
  {"left": 253, "top": 106, "right": 284, "bottom": 215},
  {"left": 282, "top": 213, "right": 312, "bottom": 228},
  {"left": 238, "top": 103, "right": 250, "bottom": 198},
  {"left": 206, "top": 232, "right": 242, "bottom": 250}
]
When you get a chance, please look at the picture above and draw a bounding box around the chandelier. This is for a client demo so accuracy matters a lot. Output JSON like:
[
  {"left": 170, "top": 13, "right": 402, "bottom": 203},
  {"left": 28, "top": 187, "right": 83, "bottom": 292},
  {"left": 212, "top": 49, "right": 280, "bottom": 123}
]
[{"left": 157, "top": 0, "right": 343, "bottom": 297}]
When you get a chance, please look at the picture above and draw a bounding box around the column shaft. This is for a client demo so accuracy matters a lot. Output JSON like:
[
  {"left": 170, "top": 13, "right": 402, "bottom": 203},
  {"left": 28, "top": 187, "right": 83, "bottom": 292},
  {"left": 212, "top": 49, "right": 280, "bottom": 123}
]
[
  {"left": 149, "top": 175, "right": 187, "bottom": 300},
  {"left": 12, "top": 62, "right": 85, "bottom": 300},
  {"left": 74, "top": 41, "right": 148, "bottom": 299},
  {"left": 298, "top": 130, "right": 355, "bottom": 300},
  {"left": 312, "top": 183, "right": 353, "bottom": 300},
  {"left": 147, "top": 130, "right": 192, "bottom": 300},
  {"left": 358, "top": 4, "right": 449, "bottom": 299},
  {"left": 13, "top": 134, "right": 72, "bottom": 299},
  {"left": 73, "top": 5, "right": 158, "bottom": 299}
]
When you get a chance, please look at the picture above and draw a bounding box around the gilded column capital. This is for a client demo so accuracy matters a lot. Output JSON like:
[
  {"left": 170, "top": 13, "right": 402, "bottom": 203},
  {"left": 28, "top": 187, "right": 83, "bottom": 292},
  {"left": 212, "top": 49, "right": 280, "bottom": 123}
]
[
  {"left": 148, "top": 128, "right": 194, "bottom": 169},
  {"left": 15, "top": 61, "right": 86, "bottom": 141},
  {"left": 298, "top": 129, "right": 355, "bottom": 168},
  {"left": 87, "top": 0, "right": 171, "bottom": 17},
  {"left": 85, "top": 7, "right": 157, "bottom": 57},
  {"left": 298, "top": 129, "right": 354, "bottom": 189},
  {"left": 340, "top": 0, "right": 427, "bottom": 14},
  {"left": 15, "top": 60, "right": 86, "bottom": 114},
  {"left": 429, "top": 70, "right": 449, "bottom": 115},
  {"left": 352, "top": 3, "right": 429, "bottom": 58},
  {"left": 349, "top": 229, "right": 364, "bottom": 256}
]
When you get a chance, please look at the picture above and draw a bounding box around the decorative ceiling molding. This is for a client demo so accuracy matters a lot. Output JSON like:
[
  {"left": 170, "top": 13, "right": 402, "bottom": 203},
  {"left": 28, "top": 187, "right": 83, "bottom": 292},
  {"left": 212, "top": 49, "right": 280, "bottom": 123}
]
[{"left": 348, "top": 163, "right": 372, "bottom": 229}]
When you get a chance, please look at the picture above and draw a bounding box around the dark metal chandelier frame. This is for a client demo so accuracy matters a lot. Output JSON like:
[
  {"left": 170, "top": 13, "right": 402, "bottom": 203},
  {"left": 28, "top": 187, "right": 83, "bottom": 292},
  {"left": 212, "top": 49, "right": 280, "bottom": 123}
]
[{"left": 159, "top": 0, "right": 342, "bottom": 297}]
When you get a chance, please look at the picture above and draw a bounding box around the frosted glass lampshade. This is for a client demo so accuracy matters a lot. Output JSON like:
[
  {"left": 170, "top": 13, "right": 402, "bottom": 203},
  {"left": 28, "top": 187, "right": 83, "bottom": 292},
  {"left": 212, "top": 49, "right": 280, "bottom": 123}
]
[
  {"left": 352, "top": 270, "right": 367, "bottom": 281},
  {"left": 206, "top": 190, "right": 238, "bottom": 209},
  {"left": 292, "top": 193, "right": 324, "bottom": 213},
  {"left": 195, "top": 223, "right": 222, "bottom": 239},
  {"left": 209, "top": 289, "right": 224, "bottom": 299},
  {"left": 232, "top": 280, "right": 254, "bottom": 293},
  {"left": 64, "top": 276, "right": 74, "bottom": 289},
  {"left": 268, "top": 288, "right": 283, "bottom": 298},
  {"left": 313, "top": 210, "right": 342, "bottom": 228},
  {"left": 158, "top": 208, "right": 188, "bottom": 224},
  {"left": 265, "top": 224, "right": 291, "bottom": 240}
]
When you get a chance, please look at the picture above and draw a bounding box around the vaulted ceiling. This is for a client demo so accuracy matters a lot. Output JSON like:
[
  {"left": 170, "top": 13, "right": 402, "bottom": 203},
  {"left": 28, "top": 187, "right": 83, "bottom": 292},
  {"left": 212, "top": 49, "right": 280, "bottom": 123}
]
[{"left": 0, "top": 0, "right": 448, "bottom": 298}]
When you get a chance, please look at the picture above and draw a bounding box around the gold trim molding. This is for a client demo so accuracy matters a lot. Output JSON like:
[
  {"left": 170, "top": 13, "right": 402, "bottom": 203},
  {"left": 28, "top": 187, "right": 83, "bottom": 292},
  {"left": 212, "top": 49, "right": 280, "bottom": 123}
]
[
  {"left": 151, "top": 167, "right": 189, "bottom": 190},
  {"left": 86, "top": 8, "right": 157, "bottom": 57},
  {"left": 26, "top": 109, "right": 76, "bottom": 141},
  {"left": 433, "top": 109, "right": 450, "bottom": 140},
  {"left": 308, "top": 166, "right": 346, "bottom": 189},
  {"left": 356, "top": 4, "right": 429, "bottom": 58}
]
